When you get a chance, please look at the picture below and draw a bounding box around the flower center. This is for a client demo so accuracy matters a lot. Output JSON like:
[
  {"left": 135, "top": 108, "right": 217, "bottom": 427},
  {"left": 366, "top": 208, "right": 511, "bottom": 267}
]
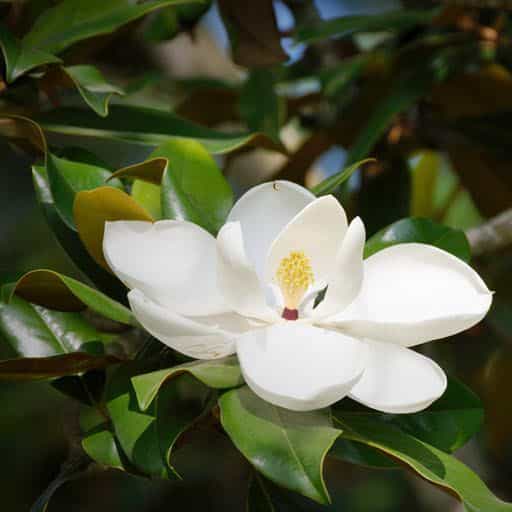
[{"left": 275, "top": 251, "right": 314, "bottom": 319}]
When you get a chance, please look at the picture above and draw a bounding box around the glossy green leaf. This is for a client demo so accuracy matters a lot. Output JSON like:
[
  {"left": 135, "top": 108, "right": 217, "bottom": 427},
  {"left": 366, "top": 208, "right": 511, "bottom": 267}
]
[
  {"left": 82, "top": 429, "right": 124, "bottom": 470},
  {"left": 132, "top": 356, "right": 243, "bottom": 410},
  {"left": 81, "top": 405, "right": 124, "bottom": 471},
  {"left": 312, "top": 158, "right": 376, "bottom": 196},
  {"left": 131, "top": 180, "right": 162, "bottom": 219},
  {"left": 0, "top": 22, "right": 60, "bottom": 83},
  {"left": 46, "top": 152, "right": 123, "bottom": 229},
  {"left": 12, "top": 269, "right": 134, "bottom": 325},
  {"left": 219, "top": 386, "right": 340, "bottom": 504},
  {"left": 32, "top": 166, "right": 127, "bottom": 303},
  {"left": 364, "top": 217, "right": 471, "bottom": 262},
  {"left": 38, "top": 105, "right": 283, "bottom": 154},
  {"left": 106, "top": 362, "right": 168, "bottom": 478},
  {"left": 0, "top": 292, "right": 119, "bottom": 380},
  {"left": 332, "top": 411, "right": 512, "bottom": 512},
  {"left": 156, "top": 139, "right": 233, "bottom": 233},
  {"left": 330, "top": 438, "right": 398, "bottom": 469},
  {"left": 156, "top": 373, "right": 213, "bottom": 477},
  {"left": 334, "top": 377, "right": 484, "bottom": 456},
  {"left": 23, "top": 0, "right": 206, "bottom": 54},
  {"left": 63, "top": 65, "right": 124, "bottom": 117},
  {"left": 296, "top": 8, "right": 438, "bottom": 44},
  {"left": 239, "top": 69, "right": 281, "bottom": 143}
]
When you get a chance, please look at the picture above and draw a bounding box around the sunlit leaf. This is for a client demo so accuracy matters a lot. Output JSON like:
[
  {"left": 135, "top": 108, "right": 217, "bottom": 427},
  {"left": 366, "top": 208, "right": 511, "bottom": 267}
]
[
  {"left": 11, "top": 269, "right": 134, "bottom": 325},
  {"left": 219, "top": 386, "right": 340, "bottom": 504},
  {"left": 38, "top": 106, "right": 284, "bottom": 154},
  {"left": 46, "top": 152, "right": 123, "bottom": 229},
  {"left": 63, "top": 65, "right": 124, "bottom": 117},
  {"left": 0, "top": 22, "right": 60, "bottom": 83},
  {"left": 332, "top": 408, "right": 512, "bottom": 512},
  {"left": 23, "top": 0, "right": 206, "bottom": 54},
  {"left": 132, "top": 356, "right": 243, "bottom": 410},
  {"left": 364, "top": 217, "right": 471, "bottom": 261}
]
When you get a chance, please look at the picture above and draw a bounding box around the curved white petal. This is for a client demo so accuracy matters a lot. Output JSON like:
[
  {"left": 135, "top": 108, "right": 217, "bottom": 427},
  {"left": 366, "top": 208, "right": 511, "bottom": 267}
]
[
  {"left": 265, "top": 196, "right": 348, "bottom": 288},
  {"left": 236, "top": 323, "right": 367, "bottom": 411},
  {"left": 349, "top": 339, "right": 447, "bottom": 413},
  {"left": 104, "top": 220, "right": 228, "bottom": 317},
  {"left": 329, "top": 243, "right": 492, "bottom": 346},
  {"left": 227, "top": 181, "right": 314, "bottom": 280},
  {"left": 217, "top": 222, "right": 278, "bottom": 322},
  {"left": 313, "top": 217, "right": 365, "bottom": 319},
  {"left": 128, "top": 289, "right": 252, "bottom": 359}
]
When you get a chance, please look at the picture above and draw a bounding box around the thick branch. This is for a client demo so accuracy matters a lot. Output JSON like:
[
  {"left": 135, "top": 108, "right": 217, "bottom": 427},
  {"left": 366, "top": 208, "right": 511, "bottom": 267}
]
[{"left": 466, "top": 208, "right": 512, "bottom": 257}]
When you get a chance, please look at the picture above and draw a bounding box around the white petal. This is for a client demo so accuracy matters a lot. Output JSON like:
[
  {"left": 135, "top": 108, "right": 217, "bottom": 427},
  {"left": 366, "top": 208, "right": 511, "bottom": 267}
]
[
  {"left": 265, "top": 196, "right": 348, "bottom": 288},
  {"left": 103, "top": 220, "right": 228, "bottom": 317},
  {"left": 217, "top": 222, "right": 278, "bottom": 322},
  {"left": 349, "top": 339, "right": 447, "bottom": 414},
  {"left": 128, "top": 289, "right": 251, "bottom": 359},
  {"left": 227, "top": 181, "right": 314, "bottom": 279},
  {"left": 329, "top": 243, "right": 492, "bottom": 346},
  {"left": 314, "top": 217, "right": 365, "bottom": 319},
  {"left": 236, "top": 323, "right": 367, "bottom": 411}
]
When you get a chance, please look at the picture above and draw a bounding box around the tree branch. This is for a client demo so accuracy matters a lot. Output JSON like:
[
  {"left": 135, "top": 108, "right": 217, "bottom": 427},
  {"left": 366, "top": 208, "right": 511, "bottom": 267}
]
[{"left": 466, "top": 208, "right": 512, "bottom": 257}]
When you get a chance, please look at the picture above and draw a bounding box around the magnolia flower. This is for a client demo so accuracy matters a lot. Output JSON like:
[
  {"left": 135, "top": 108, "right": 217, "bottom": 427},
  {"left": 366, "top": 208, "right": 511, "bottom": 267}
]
[{"left": 103, "top": 181, "right": 492, "bottom": 412}]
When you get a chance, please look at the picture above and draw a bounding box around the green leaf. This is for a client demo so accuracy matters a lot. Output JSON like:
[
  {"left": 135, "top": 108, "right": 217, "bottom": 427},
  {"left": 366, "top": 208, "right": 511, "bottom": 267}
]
[
  {"left": 0, "top": 22, "right": 60, "bottom": 83},
  {"left": 156, "top": 139, "right": 234, "bottom": 233},
  {"left": 296, "top": 8, "right": 438, "bottom": 44},
  {"left": 332, "top": 410, "right": 512, "bottom": 512},
  {"left": 32, "top": 166, "right": 127, "bottom": 303},
  {"left": 156, "top": 373, "right": 213, "bottom": 477},
  {"left": 63, "top": 65, "right": 124, "bottom": 117},
  {"left": 80, "top": 404, "right": 125, "bottom": 471},
  {"left": 132, "top": 356, "right": 243, "bottom": 410},
  {"left": 106, "top": 362, "right": 168, "bottom": 478},
  {"left": 23, "top": 0, "right": 206, "bottom": 54},
  {"left": 38, "top": 105, "right": 283, "bottom": 154},
  {"left": 82, "top": 429, "right": 125, "bottom": 470},
  {"left": 0, "top": 291, "right": 119, "bottom": 380},
  {"left": 46, "top": 152, "right": 123, "bottom": 229},
  {"left": 386, "top": 377, "right": 484, "bottom": 453},
  {"left": 312, "top": 158, "right": 376, "bottom": 196},
  {"left": 364, "top": 217, "right": 471, "bottom": 262},
  {"left": 334, "top": 376, "right": 484, "bottom": 456},
  {"left": 219, "top": 386, "right": 340, "bottom": 505},
  {"left": 11, "top": 269, "right": 134, "bottom": 325},
  {"left": 239, "top": 69, "right": 282, "bottom": 143},
  {"left": 131, "top": 180, "right": 162, "bottom": 219}
]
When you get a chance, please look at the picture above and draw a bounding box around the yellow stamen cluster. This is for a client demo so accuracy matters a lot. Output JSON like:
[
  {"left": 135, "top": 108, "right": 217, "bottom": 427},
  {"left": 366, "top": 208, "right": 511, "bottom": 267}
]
[{"left": 276, "top": 251, "right": 314, "bottom": 309}]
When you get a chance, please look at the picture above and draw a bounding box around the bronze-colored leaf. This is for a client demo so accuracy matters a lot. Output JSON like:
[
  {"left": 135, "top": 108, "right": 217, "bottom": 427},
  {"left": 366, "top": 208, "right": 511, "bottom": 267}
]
[{"left": 73, "top": 186, "right": 153, "bottom": 270}]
